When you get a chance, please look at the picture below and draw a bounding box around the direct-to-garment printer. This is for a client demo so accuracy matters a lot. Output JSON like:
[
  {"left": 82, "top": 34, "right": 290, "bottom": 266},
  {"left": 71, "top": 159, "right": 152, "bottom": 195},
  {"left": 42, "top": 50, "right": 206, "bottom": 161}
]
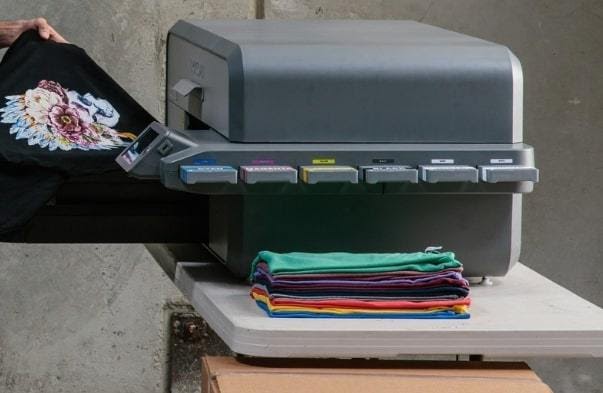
[{"left": 114, "top": 19, "right": 538, "bottom": 279}]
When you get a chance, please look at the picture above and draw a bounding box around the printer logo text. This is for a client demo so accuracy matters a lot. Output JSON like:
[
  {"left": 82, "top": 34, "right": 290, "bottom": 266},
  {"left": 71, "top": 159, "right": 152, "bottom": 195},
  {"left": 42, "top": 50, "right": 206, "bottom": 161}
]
[{"left": 190, "top": 59, "right": 205, "bottom": 79}]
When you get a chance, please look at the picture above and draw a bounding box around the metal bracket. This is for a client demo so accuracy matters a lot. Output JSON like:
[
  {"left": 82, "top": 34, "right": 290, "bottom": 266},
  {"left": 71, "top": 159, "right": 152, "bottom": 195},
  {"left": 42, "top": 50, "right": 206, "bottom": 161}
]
[{"left": 168, "top": 79, "right": 204, "bottom": 118}]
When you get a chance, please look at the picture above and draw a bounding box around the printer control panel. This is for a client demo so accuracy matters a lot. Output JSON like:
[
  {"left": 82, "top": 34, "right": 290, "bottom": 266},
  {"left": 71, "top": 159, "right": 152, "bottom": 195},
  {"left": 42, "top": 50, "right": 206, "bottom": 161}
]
[
  {"left": 178, "top": 163, "right": 538, "bottom": 185},
  {"left": 117, "top": 123, "right": 539, "bottom": 194}
]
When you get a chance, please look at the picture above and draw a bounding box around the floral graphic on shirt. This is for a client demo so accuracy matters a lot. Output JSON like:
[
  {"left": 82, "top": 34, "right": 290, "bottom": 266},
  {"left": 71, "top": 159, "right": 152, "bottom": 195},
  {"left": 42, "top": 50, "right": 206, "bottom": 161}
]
[{"left": 0, "top": 80, "right": 135, "bottom": 151}]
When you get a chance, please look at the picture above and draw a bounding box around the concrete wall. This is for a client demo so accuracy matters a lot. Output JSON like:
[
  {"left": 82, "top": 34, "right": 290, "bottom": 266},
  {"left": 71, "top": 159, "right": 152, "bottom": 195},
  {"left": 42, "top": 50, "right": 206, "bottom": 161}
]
[
  {"left": 1, "top": 0, "right": 602, "bottom": 392},
  {"left": 0, "top": 244, "right": 183, "bottom": 392},
  {"left": 0, "top": 0, "right": 253, "bottom": 118}
]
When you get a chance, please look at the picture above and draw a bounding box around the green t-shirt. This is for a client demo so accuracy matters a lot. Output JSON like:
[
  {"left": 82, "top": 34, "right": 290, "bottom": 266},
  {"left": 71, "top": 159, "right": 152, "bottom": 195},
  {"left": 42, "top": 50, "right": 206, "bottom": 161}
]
[{"left": 250, "top": 251, "right": 462, "bottom": 278}]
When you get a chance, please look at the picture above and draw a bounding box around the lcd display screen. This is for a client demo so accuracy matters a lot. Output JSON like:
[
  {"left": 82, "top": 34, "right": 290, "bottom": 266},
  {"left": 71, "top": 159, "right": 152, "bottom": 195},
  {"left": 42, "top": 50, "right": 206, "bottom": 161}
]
[{"left": 122, "top": 128, "right": 159, "bottom": 164}]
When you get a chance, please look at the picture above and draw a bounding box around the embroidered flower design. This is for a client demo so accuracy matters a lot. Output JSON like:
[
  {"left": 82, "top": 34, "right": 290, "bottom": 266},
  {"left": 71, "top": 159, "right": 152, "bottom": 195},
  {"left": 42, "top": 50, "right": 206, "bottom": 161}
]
[
  {"left": 0, "top": 80, "right": 133, "bottom": 151},
  {"left": 24, "top": 87, "right": 61, "bottom": 125}
]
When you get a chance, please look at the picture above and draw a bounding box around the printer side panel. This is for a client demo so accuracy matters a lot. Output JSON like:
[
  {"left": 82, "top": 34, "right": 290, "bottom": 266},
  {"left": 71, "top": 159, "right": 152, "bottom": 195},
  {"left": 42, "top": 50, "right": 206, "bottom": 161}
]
[
  {"left": 166, "top": 21, "right": 244, "bottom": 137},
  {"left": 509, "top": 49, "right": 524, "bottom": 143}
]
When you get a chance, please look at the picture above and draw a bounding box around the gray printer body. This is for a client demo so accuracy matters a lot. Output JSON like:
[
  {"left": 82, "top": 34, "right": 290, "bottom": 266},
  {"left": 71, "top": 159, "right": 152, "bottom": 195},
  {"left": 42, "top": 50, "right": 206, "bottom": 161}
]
[{"left": 117, "top": 20, "right": 538, "bottom": 278}]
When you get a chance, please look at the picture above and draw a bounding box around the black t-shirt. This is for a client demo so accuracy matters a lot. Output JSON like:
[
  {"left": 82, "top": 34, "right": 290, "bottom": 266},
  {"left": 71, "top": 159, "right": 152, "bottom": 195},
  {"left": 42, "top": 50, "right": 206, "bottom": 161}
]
[{"left": 0, "top": 30, "right": 154, "bottom": 237}]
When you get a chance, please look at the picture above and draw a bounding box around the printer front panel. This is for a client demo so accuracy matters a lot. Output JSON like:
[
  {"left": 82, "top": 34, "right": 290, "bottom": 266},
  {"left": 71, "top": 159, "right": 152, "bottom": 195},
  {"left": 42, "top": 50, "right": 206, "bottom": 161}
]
[
  {"left": 240, "top": 44, "right": 515, "bottom": 144},
  {"left": 153, "top": 136, "right": 537, "bottom": 194}
]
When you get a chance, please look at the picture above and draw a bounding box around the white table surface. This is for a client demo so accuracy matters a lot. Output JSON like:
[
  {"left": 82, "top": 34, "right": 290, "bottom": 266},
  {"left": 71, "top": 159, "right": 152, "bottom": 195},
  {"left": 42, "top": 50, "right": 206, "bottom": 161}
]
[{"left": 175, "top": 262, "right": 603, "bottom": 358}]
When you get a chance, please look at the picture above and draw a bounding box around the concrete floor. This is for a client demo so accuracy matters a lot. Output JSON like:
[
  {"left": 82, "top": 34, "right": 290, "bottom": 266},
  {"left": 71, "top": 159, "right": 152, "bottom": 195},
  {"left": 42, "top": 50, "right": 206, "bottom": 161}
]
[{"left": 1, "top": 0, "right": 602, "bottom": 392}]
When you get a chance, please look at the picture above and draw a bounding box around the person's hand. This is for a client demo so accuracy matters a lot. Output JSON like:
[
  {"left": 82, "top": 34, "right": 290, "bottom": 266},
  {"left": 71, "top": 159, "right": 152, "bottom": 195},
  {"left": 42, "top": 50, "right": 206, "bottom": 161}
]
[{"left": 0, "top": 18, "right": 67, "bottom": 49}]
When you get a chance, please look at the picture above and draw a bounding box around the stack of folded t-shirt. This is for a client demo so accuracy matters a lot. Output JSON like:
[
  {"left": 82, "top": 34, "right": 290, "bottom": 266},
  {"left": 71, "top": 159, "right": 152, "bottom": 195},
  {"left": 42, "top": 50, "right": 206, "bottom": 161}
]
[{"left": 249, "top": 250, "right": 471, "bottom": 319}]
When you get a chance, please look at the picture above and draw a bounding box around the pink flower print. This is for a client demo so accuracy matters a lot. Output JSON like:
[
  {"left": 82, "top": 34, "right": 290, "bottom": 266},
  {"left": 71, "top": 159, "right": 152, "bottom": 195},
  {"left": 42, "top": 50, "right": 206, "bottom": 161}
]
[
  {"left": 49, "top": 104, "right": 90, "bottom": 144},
  {"left": 38, "top": 80, "right": 68, "bottom": 103}
]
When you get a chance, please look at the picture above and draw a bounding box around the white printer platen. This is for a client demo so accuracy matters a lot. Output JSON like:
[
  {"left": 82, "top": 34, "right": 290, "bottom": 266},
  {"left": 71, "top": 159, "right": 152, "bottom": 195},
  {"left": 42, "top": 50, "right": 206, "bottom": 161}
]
[{"left": 174, "top": 261, "right": 603, "bottom": 358}]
